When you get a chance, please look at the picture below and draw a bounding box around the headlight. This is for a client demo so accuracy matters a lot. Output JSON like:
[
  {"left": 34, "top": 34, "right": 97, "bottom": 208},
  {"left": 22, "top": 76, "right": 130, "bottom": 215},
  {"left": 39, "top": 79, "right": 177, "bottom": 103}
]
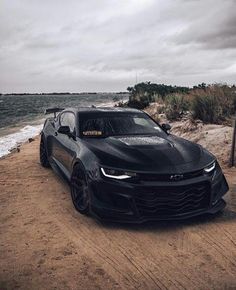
[
  {"left": 204, "top": 161, "right": 216, "bottom": 173},
  {"left": 100, "top": 167, "right": 137, "bottom": 180}
]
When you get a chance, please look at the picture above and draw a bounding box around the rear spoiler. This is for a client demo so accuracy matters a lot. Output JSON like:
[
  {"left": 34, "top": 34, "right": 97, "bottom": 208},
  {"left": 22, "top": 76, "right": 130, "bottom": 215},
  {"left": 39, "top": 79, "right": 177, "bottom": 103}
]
[{"left": 45, "top": 108, "right": 64, "bottom": 118}]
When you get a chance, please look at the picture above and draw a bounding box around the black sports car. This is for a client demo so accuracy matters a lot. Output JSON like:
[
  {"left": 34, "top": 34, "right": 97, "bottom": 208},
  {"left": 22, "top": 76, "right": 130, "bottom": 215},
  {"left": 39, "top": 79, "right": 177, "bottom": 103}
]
[{"left": 40, "top": 107, "right": 229, "bottom": 223}]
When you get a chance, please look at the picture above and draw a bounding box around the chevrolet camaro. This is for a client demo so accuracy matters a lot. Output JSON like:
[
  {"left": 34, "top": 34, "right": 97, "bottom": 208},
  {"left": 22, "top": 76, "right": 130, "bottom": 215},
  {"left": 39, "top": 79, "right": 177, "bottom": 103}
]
[{"left": 39, "top": 107, "right": 229, "bottom": 222}]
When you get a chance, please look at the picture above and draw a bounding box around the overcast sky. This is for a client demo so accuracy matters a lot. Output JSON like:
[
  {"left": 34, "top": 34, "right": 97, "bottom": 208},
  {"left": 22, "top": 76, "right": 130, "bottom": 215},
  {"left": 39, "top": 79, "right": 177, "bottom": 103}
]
[{"left": 0, "top": 0, "right": 236, "bottom": 93}]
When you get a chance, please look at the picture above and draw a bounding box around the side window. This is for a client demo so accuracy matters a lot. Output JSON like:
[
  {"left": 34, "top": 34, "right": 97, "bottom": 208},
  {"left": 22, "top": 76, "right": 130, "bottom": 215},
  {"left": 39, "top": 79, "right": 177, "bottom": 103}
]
[
  {"left": 133, "top": 117, "right": 149, "bottom": 127},
  {"left": 60, "top": 112, "right": 75, "bottom": 133}
]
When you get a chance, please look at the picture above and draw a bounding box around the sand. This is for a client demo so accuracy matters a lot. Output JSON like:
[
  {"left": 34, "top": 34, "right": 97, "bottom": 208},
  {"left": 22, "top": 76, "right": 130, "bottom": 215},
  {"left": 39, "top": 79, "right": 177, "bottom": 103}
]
[{"left": 0, "top": 136, "right": 236, "bottom": 289}]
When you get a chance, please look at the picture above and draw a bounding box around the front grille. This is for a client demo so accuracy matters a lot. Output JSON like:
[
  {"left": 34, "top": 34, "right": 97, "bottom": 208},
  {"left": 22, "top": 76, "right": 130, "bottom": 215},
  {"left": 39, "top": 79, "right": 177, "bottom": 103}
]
[
  {"left": 135, "top": 182, "right": 210, "bottom": 217},
  {"left": 138, "top": 169, "right": 203, "bottom": 182}
]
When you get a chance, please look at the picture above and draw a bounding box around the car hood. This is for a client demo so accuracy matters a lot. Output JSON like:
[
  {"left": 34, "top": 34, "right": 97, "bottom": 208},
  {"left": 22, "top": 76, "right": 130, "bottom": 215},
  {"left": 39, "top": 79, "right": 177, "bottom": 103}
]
[{"left": 82, "top": 135, "right": 214, "bottom": 173}]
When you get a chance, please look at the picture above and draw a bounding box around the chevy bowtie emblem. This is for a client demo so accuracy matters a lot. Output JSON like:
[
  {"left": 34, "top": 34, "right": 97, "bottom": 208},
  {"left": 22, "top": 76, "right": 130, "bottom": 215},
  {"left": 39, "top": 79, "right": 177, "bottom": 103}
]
[{"left": 170, "top": 174, "right": 184, "bottom": 181}]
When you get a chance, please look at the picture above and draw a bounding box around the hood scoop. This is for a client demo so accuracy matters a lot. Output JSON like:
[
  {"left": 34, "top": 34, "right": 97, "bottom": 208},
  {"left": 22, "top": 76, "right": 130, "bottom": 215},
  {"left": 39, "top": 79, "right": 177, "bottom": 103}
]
[{"left": 113, "top": 136, "right": 173, "bottom": 148}]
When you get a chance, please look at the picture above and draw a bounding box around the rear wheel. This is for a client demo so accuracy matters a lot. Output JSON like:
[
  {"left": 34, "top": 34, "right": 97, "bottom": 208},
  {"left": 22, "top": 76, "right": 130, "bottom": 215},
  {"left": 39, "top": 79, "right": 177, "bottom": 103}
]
[
  {"left": 40, "top": 135, "right": 50, "bottom": 168},
  {"left": 71, "top": 164, "right": 90, "bottom": 215}
]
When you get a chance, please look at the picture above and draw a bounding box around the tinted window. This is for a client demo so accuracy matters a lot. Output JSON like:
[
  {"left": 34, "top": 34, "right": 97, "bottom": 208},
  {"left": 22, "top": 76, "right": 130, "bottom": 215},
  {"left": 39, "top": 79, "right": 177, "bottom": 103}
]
[
  {"left": 80, "top": 114, "right": 164, "bottom": 137},
  {"left": 60, "top": 112, "right": 75, "bottom": 133}
]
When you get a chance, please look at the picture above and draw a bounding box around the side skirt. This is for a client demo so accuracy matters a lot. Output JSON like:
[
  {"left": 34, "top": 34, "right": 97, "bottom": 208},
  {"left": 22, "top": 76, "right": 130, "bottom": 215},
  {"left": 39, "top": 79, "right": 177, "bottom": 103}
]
[{"left": 49, "top": 157, "right": 71, "bottom": 184}]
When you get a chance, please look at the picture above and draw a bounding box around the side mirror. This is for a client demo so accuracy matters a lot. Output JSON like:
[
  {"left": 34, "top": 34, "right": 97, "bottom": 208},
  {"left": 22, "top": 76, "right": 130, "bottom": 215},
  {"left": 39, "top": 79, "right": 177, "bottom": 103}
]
[
  {"left": 58, "top": 125, "right": 71, "bottom": 135},
  {"left": 161, "top": 123, "right": 171, "bottom": 132}
]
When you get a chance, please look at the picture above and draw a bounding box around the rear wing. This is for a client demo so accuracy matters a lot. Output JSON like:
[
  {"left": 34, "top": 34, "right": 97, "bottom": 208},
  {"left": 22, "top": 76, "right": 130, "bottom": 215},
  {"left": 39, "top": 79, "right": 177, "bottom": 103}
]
[{"left": 45, "top": 108, "right": 64, "bottom": 118}]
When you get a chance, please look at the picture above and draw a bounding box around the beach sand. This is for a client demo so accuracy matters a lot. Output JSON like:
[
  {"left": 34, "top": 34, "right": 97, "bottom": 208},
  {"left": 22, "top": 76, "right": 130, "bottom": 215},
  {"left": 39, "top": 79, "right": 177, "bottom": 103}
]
[{"left": 0, "top": 137, "right": 236, "bottom": 289}]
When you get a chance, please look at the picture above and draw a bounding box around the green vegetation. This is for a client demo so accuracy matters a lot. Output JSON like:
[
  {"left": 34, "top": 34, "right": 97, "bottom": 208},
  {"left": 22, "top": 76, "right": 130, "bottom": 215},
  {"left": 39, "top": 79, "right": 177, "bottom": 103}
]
[
  {"left": 126, "top": 82, "right": 189, "bottom": 110},
  {"left": 165, "top": 94, "right": 190, "bottom": 121},
  {"left": 125, "top": 82, "right": 236, "bottom": 124},
  {"left": 190, "top": 85, "right": 236, "bottom": 123},
  {"left": 127, "top": 82, "right": 189, "bottom": 99}
]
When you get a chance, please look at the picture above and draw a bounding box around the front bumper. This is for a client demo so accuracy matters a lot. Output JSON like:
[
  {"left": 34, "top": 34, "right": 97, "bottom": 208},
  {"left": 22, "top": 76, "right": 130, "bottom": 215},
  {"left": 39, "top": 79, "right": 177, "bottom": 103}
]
[{"left": 89, "top": 171, "right": 229, "bottom": 223}]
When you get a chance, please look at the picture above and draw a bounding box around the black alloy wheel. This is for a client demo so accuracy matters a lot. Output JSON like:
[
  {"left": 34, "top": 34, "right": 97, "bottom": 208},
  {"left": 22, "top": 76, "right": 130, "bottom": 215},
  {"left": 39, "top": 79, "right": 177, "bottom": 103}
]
[
  {"left": 71, "top": 165, "right": 90, "bottom": 214},
  {"left": 40, "top": 136, "right": 50, "bottom": 168}
]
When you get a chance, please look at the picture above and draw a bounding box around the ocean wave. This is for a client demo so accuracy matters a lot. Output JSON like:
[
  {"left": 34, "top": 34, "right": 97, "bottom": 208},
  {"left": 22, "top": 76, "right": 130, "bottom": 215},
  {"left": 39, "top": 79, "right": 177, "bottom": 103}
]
[{"left": 0, "top": 124, "right": 43, "bottom": 158}]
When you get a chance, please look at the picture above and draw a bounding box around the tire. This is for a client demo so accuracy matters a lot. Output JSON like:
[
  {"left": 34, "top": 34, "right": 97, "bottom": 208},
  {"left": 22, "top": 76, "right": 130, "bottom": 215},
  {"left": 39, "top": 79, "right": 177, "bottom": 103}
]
[
  {"left": 39, "top": 135, "right": 50, "bottom": 168},
  {"left": 70, "top": 164, "right": 90, "bottom": 215}
]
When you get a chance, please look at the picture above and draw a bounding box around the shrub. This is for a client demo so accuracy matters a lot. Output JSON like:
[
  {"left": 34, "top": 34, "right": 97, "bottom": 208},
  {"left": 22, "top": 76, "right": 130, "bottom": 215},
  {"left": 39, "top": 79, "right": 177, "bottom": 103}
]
[
  {"left": 220, "top": 84, "right": 236, "bottom": 114},
  {"left": 165, "top": 94, "right": 189, "bottom": 120},
  {"left": 127, "top": 82, "right": 190, "bottom": 99},
  {"left": 191, "top": 94, "right": 223, "bottom": 123},
  {"left": 127, "top": 95, "right": 150, "bottom": 109},
  {"left": 126, "top": 83, "right": 236, "bottom": 123},
  {"left": 191, "top": 85, "right": 235, "bottom": 123}
]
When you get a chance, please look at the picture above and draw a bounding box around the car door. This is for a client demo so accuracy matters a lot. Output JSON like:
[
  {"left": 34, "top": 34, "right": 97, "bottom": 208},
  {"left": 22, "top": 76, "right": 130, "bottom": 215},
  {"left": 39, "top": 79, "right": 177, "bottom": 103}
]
[{"left": 52, "top": 111, "right": 78, "bottom": 178}]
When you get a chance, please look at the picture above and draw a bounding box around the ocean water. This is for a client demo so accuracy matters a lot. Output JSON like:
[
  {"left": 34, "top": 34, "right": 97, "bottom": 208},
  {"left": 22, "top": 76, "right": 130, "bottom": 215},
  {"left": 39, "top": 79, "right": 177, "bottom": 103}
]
[{"left": 0, "top": 93, "right": 128, "bottom": 157}]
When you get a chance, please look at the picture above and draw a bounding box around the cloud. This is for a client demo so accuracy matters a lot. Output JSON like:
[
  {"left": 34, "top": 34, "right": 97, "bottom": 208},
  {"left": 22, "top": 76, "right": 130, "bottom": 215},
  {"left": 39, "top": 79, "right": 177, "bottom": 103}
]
[
  {"left": 0, "top": 0, "right": 236, "bottom": 92},
  {"left": 170, "top": 0, "right": 236, "bottom": 49}
]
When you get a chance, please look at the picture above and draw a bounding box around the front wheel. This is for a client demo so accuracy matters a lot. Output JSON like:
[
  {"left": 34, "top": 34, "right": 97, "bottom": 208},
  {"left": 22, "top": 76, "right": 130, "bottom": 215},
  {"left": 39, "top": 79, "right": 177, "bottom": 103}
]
[
  {"left": 39, "top": 135, "right": 50, "bottom": 168},
  {"left": 70, "top": 164, "right": 90, "bottom": 215}
]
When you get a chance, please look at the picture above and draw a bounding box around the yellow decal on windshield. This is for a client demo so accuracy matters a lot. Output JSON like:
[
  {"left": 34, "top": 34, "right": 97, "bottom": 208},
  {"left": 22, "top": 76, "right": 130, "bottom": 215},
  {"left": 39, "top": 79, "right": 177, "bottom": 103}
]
[{"left": 83, "top": 130, "right": 102, "bottom": 136}]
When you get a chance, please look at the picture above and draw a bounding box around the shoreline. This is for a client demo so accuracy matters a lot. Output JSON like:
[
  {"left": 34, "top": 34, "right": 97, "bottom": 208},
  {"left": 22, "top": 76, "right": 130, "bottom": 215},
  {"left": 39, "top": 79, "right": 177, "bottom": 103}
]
[{"left": 0, "top": 124, "right": 43, "bottom": 158}]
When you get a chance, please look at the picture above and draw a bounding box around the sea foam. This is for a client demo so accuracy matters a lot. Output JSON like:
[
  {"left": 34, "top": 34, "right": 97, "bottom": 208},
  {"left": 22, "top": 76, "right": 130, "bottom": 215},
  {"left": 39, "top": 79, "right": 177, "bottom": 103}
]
[{"left": 0, "top": 124, "right": 43, "bottom": 157}]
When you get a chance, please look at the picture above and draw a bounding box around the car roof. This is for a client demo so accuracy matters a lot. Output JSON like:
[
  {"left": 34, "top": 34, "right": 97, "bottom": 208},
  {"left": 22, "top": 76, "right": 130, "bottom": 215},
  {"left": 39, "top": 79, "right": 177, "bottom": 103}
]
[{"left": 63, "top": 107, "right": 142, "bottom": 115}]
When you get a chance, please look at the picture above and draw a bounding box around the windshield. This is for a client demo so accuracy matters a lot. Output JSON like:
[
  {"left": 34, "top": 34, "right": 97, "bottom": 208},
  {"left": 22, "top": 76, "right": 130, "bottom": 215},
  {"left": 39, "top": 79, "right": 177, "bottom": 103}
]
[{"left": 80, "top": 113, "right": 165, "bottom": 137}]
